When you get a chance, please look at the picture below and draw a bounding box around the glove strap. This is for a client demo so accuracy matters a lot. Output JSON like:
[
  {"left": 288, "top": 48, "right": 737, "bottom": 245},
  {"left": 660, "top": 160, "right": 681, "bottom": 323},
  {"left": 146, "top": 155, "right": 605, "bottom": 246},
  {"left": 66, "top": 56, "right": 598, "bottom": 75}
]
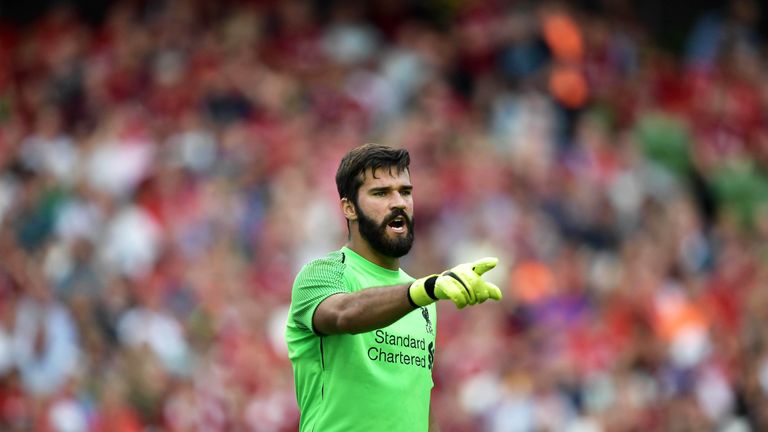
[
  {"left": 408, "top": 275, "right": 438, "bottom": 307},
  {"left": 444, "top": 271, "right": 471, "bottom": 298},
  {"left": 423, "top": 276, "right": 438, "bottom": 299},
  {"left": 407, "top": 291, "right": 419, "bottom": 308}
]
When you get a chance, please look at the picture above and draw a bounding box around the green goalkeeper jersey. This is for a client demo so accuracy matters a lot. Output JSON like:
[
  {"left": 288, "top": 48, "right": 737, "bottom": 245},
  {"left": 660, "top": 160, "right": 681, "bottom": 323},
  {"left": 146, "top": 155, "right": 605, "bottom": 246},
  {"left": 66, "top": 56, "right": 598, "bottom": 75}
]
[{"left": 285, "top": 247, "right": 437, "bottom": 431}]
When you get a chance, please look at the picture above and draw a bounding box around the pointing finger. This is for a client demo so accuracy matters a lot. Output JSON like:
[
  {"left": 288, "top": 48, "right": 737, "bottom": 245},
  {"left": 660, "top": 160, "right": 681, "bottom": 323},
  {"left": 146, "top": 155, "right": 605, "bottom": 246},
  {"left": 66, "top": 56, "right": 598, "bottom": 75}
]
[{"left": 471, "top": 257, "right": 498, "bottom": 275}]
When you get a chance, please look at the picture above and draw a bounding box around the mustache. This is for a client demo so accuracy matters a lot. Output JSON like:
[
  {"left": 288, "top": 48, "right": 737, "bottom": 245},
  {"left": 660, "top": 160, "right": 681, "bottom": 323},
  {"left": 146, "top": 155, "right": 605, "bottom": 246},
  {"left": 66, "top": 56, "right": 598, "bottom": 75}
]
[{"left": 383, "top": 209, "right": 410, "bottom": 226}]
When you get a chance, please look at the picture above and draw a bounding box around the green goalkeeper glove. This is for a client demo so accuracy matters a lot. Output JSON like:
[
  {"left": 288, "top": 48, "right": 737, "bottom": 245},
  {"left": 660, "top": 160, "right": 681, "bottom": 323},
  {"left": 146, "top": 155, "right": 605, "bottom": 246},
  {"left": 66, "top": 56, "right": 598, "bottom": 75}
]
[{"left": 408, "top": 257, "right": 503, "bottom": 308}]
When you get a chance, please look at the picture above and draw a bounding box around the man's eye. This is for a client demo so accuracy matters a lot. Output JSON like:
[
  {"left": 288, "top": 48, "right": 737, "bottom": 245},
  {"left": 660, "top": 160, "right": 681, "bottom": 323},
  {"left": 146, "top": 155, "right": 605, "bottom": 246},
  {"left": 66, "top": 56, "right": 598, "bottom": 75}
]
[
  {"left": 372, "top": 191, "right": 386, "bottom": 197},
  {"left": 401, "top": 190, "right": 412, "bottom": 196}
]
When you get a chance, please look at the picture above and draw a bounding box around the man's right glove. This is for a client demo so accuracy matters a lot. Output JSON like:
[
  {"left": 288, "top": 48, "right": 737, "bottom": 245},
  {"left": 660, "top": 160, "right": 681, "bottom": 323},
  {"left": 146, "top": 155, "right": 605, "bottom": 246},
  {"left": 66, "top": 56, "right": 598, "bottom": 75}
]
[{"left": 408, "top": 257, "right": 503, "bottom": 309}]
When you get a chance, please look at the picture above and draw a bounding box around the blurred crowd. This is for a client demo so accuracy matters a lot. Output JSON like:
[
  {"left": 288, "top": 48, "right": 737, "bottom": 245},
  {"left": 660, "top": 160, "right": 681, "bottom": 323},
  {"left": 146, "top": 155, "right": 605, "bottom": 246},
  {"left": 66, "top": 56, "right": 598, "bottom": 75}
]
[{"left": 1, "top": 0, "right": 768, "bottom": 430}]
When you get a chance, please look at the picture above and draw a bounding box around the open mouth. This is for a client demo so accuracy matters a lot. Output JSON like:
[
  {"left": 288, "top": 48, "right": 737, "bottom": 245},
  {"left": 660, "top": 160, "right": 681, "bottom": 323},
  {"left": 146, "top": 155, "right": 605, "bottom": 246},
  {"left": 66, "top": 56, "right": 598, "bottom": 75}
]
[{"left": 387, "top": 216, "right": 407, "bottom": 233}]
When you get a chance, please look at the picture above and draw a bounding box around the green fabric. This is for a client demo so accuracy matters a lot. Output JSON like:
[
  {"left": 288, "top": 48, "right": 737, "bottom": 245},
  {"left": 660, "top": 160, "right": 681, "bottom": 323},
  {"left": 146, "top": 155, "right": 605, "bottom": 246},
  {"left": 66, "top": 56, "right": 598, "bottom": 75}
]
[
  {"left": 635, "top": 112, "right": 692, "bottom": 178},
  {"left": 710, "top": 161, "right": 768, "bottom": 228},
  {"left": 286, "top": 247, "right": 437, "bottom": 431}
]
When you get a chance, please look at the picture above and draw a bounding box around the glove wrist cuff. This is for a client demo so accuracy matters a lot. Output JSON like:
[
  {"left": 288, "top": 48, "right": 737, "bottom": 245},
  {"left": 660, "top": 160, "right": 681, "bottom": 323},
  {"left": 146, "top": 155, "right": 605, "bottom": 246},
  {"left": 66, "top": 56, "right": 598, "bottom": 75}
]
[{"left": 408, "top": 275, "right": 438, "bottom": 307}]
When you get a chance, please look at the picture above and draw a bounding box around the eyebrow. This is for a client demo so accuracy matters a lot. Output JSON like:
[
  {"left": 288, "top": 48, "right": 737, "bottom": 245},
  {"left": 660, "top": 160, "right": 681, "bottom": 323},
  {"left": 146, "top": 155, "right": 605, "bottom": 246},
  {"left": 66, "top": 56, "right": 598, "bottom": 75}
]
[{"left": 368, "top": 185, "right": 413, "bottom": 193}]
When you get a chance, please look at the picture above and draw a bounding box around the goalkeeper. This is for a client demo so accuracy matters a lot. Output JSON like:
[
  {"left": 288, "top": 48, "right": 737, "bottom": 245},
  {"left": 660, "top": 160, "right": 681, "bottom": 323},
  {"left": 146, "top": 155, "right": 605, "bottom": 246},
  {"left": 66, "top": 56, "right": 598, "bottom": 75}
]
[{"left": 285, "top": 143, "right": 503, "bottom": 431}]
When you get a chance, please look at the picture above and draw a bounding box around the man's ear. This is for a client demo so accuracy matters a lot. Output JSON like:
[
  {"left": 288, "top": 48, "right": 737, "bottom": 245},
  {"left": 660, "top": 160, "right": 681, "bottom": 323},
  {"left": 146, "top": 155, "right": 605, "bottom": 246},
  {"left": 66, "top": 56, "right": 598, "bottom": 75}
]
[{"left": 341, "top": 198, "right": 357, "bottom": 221}]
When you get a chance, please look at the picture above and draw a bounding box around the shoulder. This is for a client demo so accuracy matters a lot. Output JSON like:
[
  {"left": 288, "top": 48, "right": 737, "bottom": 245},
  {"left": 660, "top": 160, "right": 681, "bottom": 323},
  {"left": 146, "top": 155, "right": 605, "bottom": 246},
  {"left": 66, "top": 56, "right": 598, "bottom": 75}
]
[
  {"left": 300, "top": 249, "right": 348, "bottom": 273},
  {"left": 294, "top": 250, "right": 349, "bottom": 285}
]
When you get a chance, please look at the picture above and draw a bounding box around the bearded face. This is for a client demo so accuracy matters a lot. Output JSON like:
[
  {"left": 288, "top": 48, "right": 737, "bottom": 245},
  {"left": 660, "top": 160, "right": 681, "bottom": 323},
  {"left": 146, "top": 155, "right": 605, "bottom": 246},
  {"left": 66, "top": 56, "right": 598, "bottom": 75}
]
[{"left": 355, "top": 204, "right": 414, "bottom": 258}]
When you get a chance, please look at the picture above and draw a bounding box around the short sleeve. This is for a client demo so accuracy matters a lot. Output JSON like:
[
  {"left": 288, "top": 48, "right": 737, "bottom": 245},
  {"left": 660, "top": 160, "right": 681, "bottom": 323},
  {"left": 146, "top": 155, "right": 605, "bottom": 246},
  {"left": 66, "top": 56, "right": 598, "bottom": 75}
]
[{"left": 290, "top": 252, "right": 347, "bottom": 334}]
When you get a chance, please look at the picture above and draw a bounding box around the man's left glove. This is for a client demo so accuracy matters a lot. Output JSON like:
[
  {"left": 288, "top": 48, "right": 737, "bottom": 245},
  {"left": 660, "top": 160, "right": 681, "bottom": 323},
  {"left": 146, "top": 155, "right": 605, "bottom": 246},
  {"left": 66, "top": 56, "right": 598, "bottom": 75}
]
[{"left": 408, "top": 257, "right": 502, "bottom": 309}]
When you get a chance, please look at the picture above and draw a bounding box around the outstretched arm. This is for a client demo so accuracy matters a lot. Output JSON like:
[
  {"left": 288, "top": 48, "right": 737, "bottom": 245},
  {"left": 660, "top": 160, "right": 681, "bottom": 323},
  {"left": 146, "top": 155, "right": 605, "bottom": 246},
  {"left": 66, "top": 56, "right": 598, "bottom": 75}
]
[
  {"left": 312, "top": 257, "right": 502, "bottom": 335},
  {"left": 313, "top": 284, "right": 413, "bottom": 335}
]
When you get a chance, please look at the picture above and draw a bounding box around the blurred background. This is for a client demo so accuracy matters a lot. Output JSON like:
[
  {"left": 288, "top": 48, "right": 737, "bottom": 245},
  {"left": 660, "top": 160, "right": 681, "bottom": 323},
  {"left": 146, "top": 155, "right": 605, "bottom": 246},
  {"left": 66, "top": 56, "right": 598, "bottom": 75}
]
[{"left": 1, "top": 0, "right": 768, "bottom": 430}]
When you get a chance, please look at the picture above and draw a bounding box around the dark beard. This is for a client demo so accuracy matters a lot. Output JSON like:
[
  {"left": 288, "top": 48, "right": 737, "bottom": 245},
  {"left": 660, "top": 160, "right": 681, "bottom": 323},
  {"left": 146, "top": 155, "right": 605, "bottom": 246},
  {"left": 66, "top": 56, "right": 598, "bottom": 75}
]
[{"left": 356, "top": 206, "right": 414, "bottom": 258}]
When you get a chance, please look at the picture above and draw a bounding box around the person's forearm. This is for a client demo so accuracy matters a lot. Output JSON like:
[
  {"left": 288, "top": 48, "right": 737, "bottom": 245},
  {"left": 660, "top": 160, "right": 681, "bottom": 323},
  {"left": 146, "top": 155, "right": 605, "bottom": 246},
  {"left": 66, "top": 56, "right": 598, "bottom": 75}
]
[{"left": 313, "top": 284, "right": 415, "bottom": 335}]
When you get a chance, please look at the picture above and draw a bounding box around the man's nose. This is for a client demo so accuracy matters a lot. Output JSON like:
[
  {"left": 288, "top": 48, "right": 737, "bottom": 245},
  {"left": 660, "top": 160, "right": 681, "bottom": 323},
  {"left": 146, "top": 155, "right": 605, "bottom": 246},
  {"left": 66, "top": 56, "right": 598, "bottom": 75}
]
[{"left": 390, "top": 192, "right": 407, "bottom": 209}]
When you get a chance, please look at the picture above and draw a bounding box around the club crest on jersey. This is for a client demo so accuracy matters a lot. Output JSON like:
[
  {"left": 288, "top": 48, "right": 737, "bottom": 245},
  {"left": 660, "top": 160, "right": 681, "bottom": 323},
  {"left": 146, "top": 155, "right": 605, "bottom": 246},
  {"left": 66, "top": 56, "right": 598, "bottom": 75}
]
[{"left": 421, "top": 307, "right": 433, "bottom": 334}]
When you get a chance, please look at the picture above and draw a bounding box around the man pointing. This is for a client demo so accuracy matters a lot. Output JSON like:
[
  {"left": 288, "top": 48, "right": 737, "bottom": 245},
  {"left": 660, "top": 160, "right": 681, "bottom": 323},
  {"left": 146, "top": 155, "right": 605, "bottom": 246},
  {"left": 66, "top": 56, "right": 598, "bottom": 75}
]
[{"left": 285, "top": 143, "right": 502, "bottom": 431}]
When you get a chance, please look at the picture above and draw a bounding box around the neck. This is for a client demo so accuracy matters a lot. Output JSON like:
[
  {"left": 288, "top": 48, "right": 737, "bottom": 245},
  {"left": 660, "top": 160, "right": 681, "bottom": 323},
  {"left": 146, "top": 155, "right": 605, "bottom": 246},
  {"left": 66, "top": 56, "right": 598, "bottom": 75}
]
[{"left": 346, "top": 237, "right": 399, "bottom": 271}]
